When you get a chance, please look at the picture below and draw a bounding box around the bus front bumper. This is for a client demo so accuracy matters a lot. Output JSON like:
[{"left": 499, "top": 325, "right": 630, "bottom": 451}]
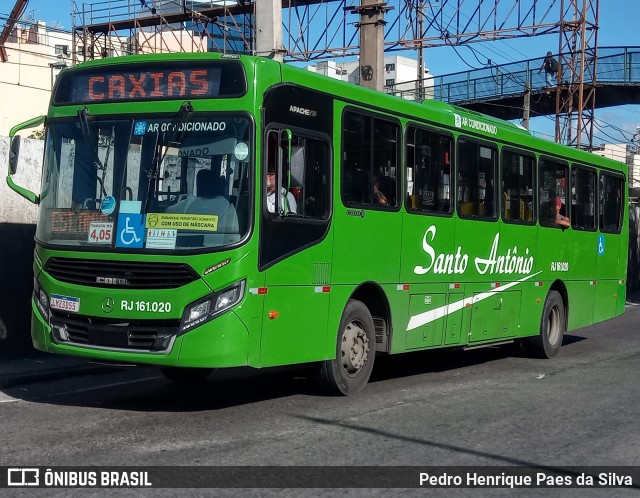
[{"left": 31, "top": 299, "right": 251, "bottom": 368}]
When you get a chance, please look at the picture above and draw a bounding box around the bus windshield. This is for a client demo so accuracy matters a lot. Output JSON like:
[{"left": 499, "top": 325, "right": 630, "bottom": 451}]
[{"left": 37, "top": 111, "right": 252, "bottom": 251}]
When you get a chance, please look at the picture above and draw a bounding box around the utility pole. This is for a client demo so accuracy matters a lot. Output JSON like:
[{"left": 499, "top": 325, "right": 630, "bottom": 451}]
[
  {"left": 255, "top": 0, "right": 285, "bottom": 61},
  {"left": 523, "top": 83, "right": 531, "bottom": 130},
  {"left": 352, "top": 0, "right": 391, "bottom": 92},
  {"left": 416, "top": 0, "right": 425, "bottom": 100},
  {"left": 555, "top": 0, "right": 599, "bottom": 149}
]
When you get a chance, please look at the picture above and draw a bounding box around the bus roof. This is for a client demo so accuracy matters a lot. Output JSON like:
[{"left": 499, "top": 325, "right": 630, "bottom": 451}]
[{"left": 57, "top": 52, "right": 626, "bottom": 176}]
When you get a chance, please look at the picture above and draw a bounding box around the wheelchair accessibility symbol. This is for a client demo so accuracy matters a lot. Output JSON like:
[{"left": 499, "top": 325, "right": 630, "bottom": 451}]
[
  {"left": 116, "top": 214, "right": 145, "bottom": 248},
  {"left": 598, "top": 235, "right": 605, "bottom": 256}
]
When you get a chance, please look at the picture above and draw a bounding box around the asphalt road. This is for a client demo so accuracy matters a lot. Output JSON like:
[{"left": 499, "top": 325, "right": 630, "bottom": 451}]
[{"left": 2, "top": 303, "right": 640, "bottom": 497}]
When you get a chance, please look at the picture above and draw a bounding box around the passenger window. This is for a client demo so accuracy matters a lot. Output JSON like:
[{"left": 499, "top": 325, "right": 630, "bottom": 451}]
[
  {"left": 342, "top": 110, "right": 399, "bottom": 209},
  {"left": 600, "top": 173, "right": 623, "bottom": 233},
  {"left": 501, "top": 150, "right": 535, "bottom": 223},
  {"left": 571, "top": 166, "right": 596, "bottom": 230},
  {"left": 406, "top": 126, "right": 453, "bottom": 214},
  {"left": 457, "top": 139, "right": 497, "bottom": 219},
  {"left": 264, "top": 129, "right": 330, "bottom": 219},
  {"left": 539, "top": 159, "right": 568, "bottom": 228}
]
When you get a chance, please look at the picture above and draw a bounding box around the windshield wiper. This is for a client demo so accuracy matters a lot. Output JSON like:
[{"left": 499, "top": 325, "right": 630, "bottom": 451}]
[
  {"left": 142, "top": 101, "right": 194, "bottom": 214},
  {"left": 77, "top": 107, "right": 108, "bottom": 199}
]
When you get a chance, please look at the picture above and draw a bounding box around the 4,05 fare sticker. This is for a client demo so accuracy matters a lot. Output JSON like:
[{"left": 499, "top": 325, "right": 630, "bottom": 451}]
[{"left": 88, "top": 222, "right": 114, "bottom": 244}]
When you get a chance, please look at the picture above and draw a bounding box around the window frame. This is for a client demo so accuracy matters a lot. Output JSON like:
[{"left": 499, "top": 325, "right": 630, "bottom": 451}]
[
  {"left": 340, "top": 106, "right": 402, "bottom": 212},
  {"left": 538, "top": 155, "right": 570, "bottom": 229},
  {"left": 404, "top": 121, "right": 455, "bottom": 218},
  {"left": 500, "top": 145, "right": 537, "bottom": 225},
  {"left": 599, "top": 170, "right": 625, "bottom": 234},
  {"left": 570, "top": 163, "right": 598, "bottom": 232},
  {"left": 455, "top": 135, "right": 499, "bottom": 222},
  {"left": 263, "top": 123, "right": 333, "bottom": 223}
]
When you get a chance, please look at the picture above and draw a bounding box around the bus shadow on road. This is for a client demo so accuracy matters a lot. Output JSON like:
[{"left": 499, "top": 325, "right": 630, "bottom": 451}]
[
  {"left": 5, "top": 335, "right": 587, "bottom": 410},
  {"left": 368, "top": 334, "right": 587, "bottom": 385},
  {"left": 5, "top": 363, "right": 323, "bottom": 412}
]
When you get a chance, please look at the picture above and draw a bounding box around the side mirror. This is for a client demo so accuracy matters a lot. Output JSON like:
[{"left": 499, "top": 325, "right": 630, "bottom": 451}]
[
  {"left": 8, "top": 135, "right": 21, "bottom": 175},
  {"left": 6, "top": 115, "right": 46, "bottom": 204}
]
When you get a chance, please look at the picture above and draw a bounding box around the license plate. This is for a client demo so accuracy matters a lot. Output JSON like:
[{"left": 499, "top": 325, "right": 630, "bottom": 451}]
[{"left": 50, "top": 294, "right": 80, "bottom": 313}]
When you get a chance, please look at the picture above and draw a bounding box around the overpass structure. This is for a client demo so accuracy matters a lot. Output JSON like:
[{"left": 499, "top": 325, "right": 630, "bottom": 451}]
[{"left": 391, "top": 46, "right": 640, "bottom": 145}]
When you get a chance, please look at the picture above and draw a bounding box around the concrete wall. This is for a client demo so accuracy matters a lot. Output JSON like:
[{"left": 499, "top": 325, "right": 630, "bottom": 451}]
[
  {"left": 1, "top": 39, "right": 57, "bottom": 136},
  {"left": 0, "top": 136, "right": 42, "bottom": 357}
]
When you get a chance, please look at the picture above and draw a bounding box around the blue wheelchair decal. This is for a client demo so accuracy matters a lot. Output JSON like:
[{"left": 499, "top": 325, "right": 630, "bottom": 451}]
[{"left": 116, "top": 214, "right": 145, "bottom": 248}]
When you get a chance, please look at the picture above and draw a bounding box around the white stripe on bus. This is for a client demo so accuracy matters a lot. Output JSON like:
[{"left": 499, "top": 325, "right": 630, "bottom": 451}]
[{"left": 406, "top": 271, "right": 543, "bottom": 332}]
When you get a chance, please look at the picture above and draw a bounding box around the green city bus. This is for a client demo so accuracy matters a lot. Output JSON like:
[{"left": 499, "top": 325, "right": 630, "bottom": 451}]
[{"left": 7, "top": 53, "right": 627, "bottom": 395}]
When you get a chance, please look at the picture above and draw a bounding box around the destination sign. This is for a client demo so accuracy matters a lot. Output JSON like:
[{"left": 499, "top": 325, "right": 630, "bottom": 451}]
[{"left": 54, "top": 61, "right": 246, "bottom": 104}]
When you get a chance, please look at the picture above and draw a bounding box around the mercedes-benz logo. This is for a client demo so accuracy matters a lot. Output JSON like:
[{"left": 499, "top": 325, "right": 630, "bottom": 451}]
[{"left": 102, "top": 297, "right": 115, "bottom": 313}]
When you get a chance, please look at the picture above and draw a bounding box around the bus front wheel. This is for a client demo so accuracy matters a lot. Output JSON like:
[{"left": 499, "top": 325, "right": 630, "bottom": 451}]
[
  {"left": 160, "top": 367, "right": 213, "bottom": 384},
  {"left": 525, "top": 290, "right": 566, "bottom": 358},
  {"left": 317, "top": 300, "right": 376, "bottom": 395}
]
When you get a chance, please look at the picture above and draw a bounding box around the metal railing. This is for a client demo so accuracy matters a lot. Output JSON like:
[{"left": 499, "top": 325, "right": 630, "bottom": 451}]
[{"left": 388, "top": 47, "right": 640, "bottom": 103}]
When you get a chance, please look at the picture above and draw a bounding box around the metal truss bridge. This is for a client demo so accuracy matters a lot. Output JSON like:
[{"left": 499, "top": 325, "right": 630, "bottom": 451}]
[{"left": 392, "top": 46, "right": 640, "bottom": 123}]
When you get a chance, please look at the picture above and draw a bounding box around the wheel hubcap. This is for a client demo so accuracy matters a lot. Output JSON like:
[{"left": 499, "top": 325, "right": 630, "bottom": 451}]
[
  {"left": 547, "top": 305, "right": 561, "bottom": 346},
  {"left": 341, "top": 320, "right": 370, "bottom": 377}
]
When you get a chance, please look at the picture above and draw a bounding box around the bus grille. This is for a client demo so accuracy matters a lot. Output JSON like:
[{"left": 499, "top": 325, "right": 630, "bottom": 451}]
[
  {"left": 50, "top": 314, "right": 180, "bottom": 352},
  {"left": 44, "top": 258, "right": 199, "bottom": 289}
]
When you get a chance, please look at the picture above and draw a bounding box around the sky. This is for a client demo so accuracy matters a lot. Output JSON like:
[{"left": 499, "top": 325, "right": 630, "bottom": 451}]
[{"left": 4, "top": 0, "right": 640, "bottom": 149}]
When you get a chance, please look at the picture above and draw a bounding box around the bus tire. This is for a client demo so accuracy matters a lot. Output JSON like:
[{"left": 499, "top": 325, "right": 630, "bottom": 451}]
[
  {"left": 525, "top": 290, "right": 565, "bottom": 358},
  {"left": 317, "top": 300, "right": 376, "bottom": 396},
  {"left": 160, "top": 367, "right": 213, "bottom": 384}
]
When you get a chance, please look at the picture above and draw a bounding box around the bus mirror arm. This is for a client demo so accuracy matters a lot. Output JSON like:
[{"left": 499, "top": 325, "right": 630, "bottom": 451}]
[{"left": 6, "top": 115, "right": 46, "bottom": 204}]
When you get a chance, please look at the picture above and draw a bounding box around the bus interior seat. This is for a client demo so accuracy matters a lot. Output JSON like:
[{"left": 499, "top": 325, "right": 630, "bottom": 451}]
[
  {"left": 460, "top": 202, "right": 474, "bottom": 215},
  {"left": 197, "top": 168, "right": 226, "bottom": 198}
]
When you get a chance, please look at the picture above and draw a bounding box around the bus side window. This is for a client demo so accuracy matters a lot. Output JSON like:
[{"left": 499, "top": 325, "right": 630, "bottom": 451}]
[
  {"left": 342, "top": 109, "right": 399, "bottom": 209},
  {"left": 501, "top": 149, "right": 535, "bottom": 223},
  {"left": 457, "top": 138, "right": 497, "bottom": 219},
  {"left": 406, "top": 126, "right": 452, "bottom": 214},
  {"left": 600, "top": 173, "right": 623, "bottom": 233},
  {"left": 571, "top": 166, "right": 596, "bottom": 230},
  {"left": 539, "top": 158, "right": 568, "bottom": 228},
  {"left": 265, "top": 129, "right": 330, "bottom": 219}
]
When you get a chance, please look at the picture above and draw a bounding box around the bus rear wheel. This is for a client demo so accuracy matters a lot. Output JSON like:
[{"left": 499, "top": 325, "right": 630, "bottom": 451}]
[
  {"left": 160, "top": 367, "right": 213, "bottom": 384},
  {"left": 525, "top": 290, "right": 565, "bottom": 358},
  {"left": 317, "top": 300, "right": 376, "bottom": 396}
]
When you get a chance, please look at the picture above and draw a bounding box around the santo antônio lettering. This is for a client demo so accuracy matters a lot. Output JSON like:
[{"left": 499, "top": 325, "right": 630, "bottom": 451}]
[
  {"left": 414, "top": 225, "right": 534, "bottom": 276},
  {"left": 87, "top": 69, "right": 211, "bottom": 101}
]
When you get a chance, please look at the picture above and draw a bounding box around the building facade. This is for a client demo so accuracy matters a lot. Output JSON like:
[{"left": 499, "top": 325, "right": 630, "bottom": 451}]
[
  {"left": 306, "top": 55, "right": 435, "bottom": 100},
  {"left": 0, "top": 22, "right": 73, "bottom": 136}
]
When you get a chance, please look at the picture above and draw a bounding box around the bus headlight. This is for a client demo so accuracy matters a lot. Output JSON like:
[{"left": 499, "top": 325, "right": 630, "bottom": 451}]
[
  {"left": 180, "top": 280, "right": 245, "bottom": 332},
  {"left": 188, "top": 301, "right": 211, "bottom": 323},
  {"left": 33, "top": 278, "right": 49, "bottom": 321}
]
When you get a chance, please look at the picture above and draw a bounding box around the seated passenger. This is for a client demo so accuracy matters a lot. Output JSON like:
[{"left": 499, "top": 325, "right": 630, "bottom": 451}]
[
  {"left": 554, "top": 197, "right": 570, "bottom": 227},
  {"left": 372, "top": 177, "right": 389, "bottom": 206},
  {"left": 266, "top": 169, "right": 297, "bottom": 214}
]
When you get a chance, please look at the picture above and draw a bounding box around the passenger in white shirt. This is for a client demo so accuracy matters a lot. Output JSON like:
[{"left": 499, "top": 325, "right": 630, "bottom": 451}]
[{"left": 266, "top": 169, "right": 297, "bottom": 214}]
